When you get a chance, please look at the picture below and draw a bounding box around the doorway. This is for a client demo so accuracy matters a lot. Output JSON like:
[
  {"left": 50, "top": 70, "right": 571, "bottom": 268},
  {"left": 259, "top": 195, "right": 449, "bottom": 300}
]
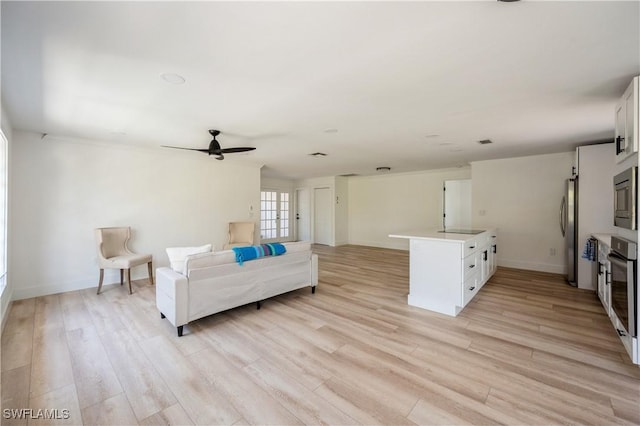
[
  {"left": 314, "top": 187, "right": 332, "bottom": 245},
  {"left": 443, "top": 179, "right": 472, "bottom": 229},
  {"left": 296, "top": 188, "right": 311, "bottom": 242},
  {"left": 260, "top": 190, "right": 291, "bottom": 242}
]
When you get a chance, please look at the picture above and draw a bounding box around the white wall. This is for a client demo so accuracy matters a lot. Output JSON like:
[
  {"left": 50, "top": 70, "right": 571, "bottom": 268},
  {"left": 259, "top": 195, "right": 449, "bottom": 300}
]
[
  {"left": 348, "top": 167, "right": 471, "bottom": 250},
  {"left": 471, "top": 152, "right": 574, "bottom": 274},
  {"left": 11, "top": 131, "right": 261, "bottom": 299},
  {"left": 0, "top": 103, "right": 13, "bottom": 329},
  {"left": 576, "top": 144, "right": 617, "bottom": 290}
]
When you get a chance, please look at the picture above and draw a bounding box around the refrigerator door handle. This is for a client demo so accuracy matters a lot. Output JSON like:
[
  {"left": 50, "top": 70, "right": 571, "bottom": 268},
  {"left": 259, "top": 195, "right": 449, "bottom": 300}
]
[{"left": 560, "top": 196, "right": 566, "bottom": 237}]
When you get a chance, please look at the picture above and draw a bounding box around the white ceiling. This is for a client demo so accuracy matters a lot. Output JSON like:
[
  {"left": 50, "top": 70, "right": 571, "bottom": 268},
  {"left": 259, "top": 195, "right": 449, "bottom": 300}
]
[{"left": 2, "top": 1, "right": 639, "bottom": 179}]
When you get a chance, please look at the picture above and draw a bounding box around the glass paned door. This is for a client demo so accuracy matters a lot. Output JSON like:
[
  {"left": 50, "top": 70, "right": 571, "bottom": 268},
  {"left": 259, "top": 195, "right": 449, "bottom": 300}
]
[{"left": 260, "top": 190, "right": 291, "bottom": 242}]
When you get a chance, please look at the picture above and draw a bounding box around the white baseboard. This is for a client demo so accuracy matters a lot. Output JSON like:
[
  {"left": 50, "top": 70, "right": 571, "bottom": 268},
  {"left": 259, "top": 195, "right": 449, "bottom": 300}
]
[
  {"left": 13, "top": 278, "right": 99, "bottom": 300},
  {"left": 498, "top": 259, "right": 565, "bottom": 275},
  {"left": 348, "top": 239, "right": 409, "bottom": 251},
  {"left": 12, "top": 270, "right": 152, "bottom": 300},
  {"left": 1, "top": 286, "right": 13, "bottom": 334}
]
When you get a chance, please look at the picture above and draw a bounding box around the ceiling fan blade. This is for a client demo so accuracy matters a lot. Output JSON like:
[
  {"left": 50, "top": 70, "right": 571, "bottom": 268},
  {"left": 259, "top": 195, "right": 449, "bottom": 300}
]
[
  {"left": 216, "top": 153, "right": 224, "bottom": 160},
  {"left": 220, "top": 147, "right": 256, "bottom": 154},
  {"left": 162, "top": 146, "right": 210, "bottom": 153}
]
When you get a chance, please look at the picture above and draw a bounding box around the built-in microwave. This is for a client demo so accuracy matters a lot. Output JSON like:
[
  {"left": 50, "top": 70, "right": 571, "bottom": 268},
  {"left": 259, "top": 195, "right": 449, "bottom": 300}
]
[{"left": 614, "top": 167, "right": 637, "bottom": 230}]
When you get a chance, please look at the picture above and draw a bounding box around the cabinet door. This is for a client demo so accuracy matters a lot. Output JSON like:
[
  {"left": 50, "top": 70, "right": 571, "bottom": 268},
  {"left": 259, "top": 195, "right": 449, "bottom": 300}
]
[
  {"left": 615, "top": 99, "right": 626, "bottom": 160},
  {"left": 489, "top": 235, "right": 498, "bottom": 276},
  {"left": 615, "top": 77, "right": 638, "bottom": 163},
  {"left": 480, "top": 248, "right": 490, "bottom": 286},
  {"left": 624, "top": 81, "right": 636, "bottom": 156},
  {"left": 597, "top": 243, "right": 612, "bottom": 316},
  {"left": 603, "top": 260, "right": 611, "bottom": 315}
]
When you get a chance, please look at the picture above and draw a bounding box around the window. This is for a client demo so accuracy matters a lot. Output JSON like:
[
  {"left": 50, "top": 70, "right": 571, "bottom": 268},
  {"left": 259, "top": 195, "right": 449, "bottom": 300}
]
[{"left": 260, "top": 190, "right": 291, "bottom": 241}]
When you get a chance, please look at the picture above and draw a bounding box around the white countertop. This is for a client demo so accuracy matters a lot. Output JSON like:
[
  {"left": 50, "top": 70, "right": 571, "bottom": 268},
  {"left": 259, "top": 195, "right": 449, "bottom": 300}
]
[
  {"left": 592, "top": 233, "right": 615, "bottom": 248},
  {"left": 389, "top": 228, "right": 494, "bottom": 243}
]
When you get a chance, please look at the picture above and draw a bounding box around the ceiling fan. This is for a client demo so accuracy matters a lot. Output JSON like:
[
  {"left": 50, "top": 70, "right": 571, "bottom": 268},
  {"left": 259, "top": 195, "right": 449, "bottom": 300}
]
[{"left": 162, "top": 129, "right": 256, "bottom": 160}]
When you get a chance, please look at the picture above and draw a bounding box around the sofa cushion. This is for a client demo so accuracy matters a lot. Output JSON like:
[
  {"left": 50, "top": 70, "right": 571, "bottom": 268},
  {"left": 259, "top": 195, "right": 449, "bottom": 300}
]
[
  {"left": 184, "top": 249, "right": 237, "bottom": 274},
  {"left": 166, "top": 244, "right": 213, "bottom": 273}
]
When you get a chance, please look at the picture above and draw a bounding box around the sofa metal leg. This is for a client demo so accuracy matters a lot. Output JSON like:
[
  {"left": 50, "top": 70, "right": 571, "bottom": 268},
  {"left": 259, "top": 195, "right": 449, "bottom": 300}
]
[
  {"left": 120, "top": 269, "right": 124, "bottom": 286},
  {"left": 97, "top": 269, "right": 104, "bottom": 294},
  {"left": 160, "top": 312, "right": 165, "bottom": 319},
  {"left": 177, "top": 326, "right": 183, "bottom": 337},
  {"left": 256, "top": 301, "right": 261, "bottom": 310},
  {"left": 148, "top": 261, "right": 154, "bottom": 285},
  {"left": 312, "top": 286, "right": 316, "bottom": 294}
]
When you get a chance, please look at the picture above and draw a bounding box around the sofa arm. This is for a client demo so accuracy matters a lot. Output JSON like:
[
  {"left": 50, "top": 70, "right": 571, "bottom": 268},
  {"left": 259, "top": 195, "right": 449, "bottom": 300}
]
[
  {"left": 156, "top": 267, "right": 189, "bottom": 328},
  {"left": 311, "top": 253, "right": 319, "bottom": 286}
]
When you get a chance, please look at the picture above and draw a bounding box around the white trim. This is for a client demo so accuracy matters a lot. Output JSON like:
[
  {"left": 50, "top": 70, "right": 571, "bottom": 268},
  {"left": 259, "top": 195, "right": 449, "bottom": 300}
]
[{"left": 497, "top": 259, "right": 565, "bottom": 275}]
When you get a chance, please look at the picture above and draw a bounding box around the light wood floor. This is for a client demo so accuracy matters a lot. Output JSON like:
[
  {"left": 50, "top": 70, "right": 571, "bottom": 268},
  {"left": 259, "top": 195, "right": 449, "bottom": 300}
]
[{"left": 2, "top": 244, "right": 640, "bottom": 425}]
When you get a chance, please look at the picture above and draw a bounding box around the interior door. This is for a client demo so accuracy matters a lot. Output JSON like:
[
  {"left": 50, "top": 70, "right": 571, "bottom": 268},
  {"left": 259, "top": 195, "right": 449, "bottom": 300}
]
[
  {"left": 260, "top": 190, "right": 291, "bottom": 242},
  {"left": 314, "top": 187, "right": 332, "bottom": 245},
  {"left": 296, "top": 188, "right": 310, "bottom": 241},
  {"left": 443, "top": 179, "right": 472, "bottom": 229}
]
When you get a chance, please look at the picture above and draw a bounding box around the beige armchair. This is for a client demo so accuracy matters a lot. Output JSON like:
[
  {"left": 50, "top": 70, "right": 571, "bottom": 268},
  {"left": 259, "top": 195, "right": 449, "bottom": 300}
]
[
  {"left": 223, "top": 221, "right": 256, "bottom": 249},
  {"left": 95, "top": 227, "right": 153, "bottom": 295}
]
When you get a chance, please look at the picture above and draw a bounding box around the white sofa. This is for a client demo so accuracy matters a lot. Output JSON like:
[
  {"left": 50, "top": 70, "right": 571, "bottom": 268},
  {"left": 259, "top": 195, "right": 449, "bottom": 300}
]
[{"left": 156, "top": 241, "right": 318, "bottom": 336}]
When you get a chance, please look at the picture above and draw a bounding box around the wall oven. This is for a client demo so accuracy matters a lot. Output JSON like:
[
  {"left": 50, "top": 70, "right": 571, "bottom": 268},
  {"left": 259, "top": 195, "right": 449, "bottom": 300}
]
[
  {"left": 608, "top": 236, "right": 637, "bottom": 338},
  {"left": 614, "top": 167, "right": 637, "bottom": 230}
]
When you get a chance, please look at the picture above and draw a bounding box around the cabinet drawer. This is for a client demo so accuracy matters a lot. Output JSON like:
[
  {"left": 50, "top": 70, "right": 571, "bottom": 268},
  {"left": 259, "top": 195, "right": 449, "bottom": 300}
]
[
  {"left": 463, "top": 252, "right": 479, "bottom": 280},
  {"left": 463, "top": 273, "right": 480, "bottom": 306},
  {"left": 463, "top": 238, "right": 481, "bottom": 257}
]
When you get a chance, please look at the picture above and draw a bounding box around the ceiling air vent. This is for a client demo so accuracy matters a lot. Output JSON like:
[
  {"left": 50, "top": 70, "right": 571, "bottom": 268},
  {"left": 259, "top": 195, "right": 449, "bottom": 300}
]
[
  {"left": 339, "top": 173, "right": 359, "bottom": 177},
  {"left": 309, "top": 152, "right": 327, "bottom": 157},
  {"left": 477, "top": 139, "right": 493, "bottom": 145}
]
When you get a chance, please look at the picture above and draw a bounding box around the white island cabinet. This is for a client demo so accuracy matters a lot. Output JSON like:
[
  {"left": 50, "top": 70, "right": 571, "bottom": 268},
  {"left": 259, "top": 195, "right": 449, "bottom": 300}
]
[{"left": 389, "top": 229, "right": 497, "bottom": 316}]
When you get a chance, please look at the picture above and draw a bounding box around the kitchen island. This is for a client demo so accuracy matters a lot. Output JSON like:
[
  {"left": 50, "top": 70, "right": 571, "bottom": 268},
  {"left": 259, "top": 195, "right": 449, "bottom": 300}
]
[{"left": 389, "top": 228, "right": 498, "bottom": 316}]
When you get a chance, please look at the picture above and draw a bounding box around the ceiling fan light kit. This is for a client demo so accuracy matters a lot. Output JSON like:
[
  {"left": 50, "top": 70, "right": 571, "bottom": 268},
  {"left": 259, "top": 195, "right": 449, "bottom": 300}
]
[{"left": 162, "top": 129, "right": 256, "bottom": 160}]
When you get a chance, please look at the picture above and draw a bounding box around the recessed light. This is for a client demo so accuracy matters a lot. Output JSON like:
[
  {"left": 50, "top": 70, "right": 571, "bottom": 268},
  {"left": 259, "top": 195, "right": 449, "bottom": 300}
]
[
  {"left": 425, "top": 134, "right": 440, "bottom": 138},
  {"left": 324, "top": 128, "right": 338, "bottom": 134},
  {"left": 478, "top": 139, "right": 493, "bottom": 145},
  {"left": 161, "top": 73, "right": 186, "bottom": 85},
  {"left": 376, "top": 166, "right": 391, "bottom": 172},
  {"left": 309, "top": 152, "right": 327, "bottom": 157}
]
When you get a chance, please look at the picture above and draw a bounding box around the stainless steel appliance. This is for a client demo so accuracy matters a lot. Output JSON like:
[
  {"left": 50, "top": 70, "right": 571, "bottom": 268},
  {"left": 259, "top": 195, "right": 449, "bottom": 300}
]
[
  {"left": 614, "top": 167, "right": 637, "bottom": 230},
  {"left": 560, "top": 177, "right": 578, "bottom": 287},
  {"left": 609, "top": 236, "right": 637, "bottom": 338}
]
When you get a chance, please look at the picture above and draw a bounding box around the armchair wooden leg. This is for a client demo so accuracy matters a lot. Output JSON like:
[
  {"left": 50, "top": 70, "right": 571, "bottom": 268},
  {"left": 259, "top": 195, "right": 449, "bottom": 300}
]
[
  {"left": 160, "top": 312, "right": 165, "bottom": 319},
  {"left": 126, "top": 269, "right": 132, "bottom": 294},
  {"left": 177, "top": 326, "right": 183, "bottom": 337},
  {"left": 312, "top": 286, "right": 316, "bottom": 294},
  {"left": 97, "top": 269, "right": 104, "bottom": 294},
  {"left": 148, "top": 261, "right": 154, "bottom": 286},
  {"left": 256, "top": 300, "right": 261, "bottom": 310},
  {"left": 120, "top": 269, "right": 124, "bottom": 286}
]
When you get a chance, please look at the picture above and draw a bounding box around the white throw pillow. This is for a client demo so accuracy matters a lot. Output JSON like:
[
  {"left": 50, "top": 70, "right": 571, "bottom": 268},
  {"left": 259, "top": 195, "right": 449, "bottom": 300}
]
[
  {"left": 165, "top": 244, "right": 213, "bottom": 273},
  {"left": 283, "top": 241, "right": 311, "bottom": 253}
]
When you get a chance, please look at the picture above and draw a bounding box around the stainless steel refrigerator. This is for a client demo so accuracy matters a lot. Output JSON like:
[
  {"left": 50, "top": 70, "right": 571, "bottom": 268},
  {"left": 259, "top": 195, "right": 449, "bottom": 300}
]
[
  {"left": 561, "top": 177, "right": 578, "bottom": 287},
  {"left": 561, "top": 144, "right": 616, "bottom": 290}
]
